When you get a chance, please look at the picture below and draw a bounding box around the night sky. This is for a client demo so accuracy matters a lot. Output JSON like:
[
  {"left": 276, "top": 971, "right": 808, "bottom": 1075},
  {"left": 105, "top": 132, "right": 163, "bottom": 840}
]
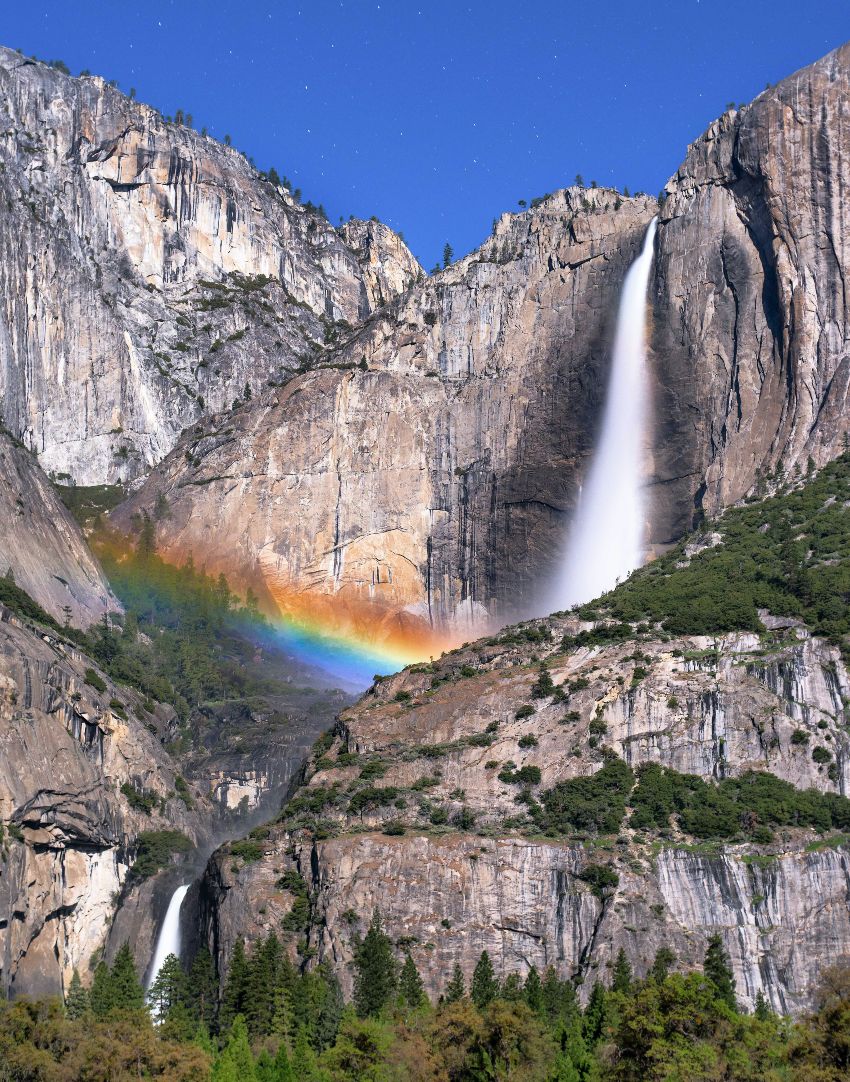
[{"left": 5, "top": 1, "right": 848, "bottom": 269}]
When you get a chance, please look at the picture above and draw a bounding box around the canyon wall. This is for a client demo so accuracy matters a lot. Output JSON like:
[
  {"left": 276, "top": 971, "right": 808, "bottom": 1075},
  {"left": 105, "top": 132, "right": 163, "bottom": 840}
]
[
  {"left": 199, "top": 617, "right": 850, "bottom": 1015},
  {"left": 651, "top": 41, "right": 850, "bottom": 539},
  {"left": 0, "top": 47, "right": 420, "bottom": 484},
  {"left": 0, "top": 432, "right": 116, "bottom": 626},
  {"left": 0, "top": 605, "right": 210, "bottom": 997},
  {"left": 114, "top": 192, "right": 657, "bottom": 643},
  {"left": 115, "top": 47, "right": 850, "bottom": 649}
]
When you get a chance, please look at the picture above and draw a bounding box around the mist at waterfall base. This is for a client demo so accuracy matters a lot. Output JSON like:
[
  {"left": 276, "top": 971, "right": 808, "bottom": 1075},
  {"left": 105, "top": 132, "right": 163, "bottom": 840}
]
[
  {"left": 554, "top": 218, "right": 658, "bottom": 609},
  {"left": 146, "top": 883, "right": 190, "bottom": 995}
]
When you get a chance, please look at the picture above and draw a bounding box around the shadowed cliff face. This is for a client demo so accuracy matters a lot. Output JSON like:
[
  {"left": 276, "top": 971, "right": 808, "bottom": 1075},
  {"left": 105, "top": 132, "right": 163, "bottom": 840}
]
[
  {"left": 0, "top": 607, "right": 211, "bottom": 998},
  {"left": 0, "top": 433, "right": 117, "bottom": 626},
  {"left": 650, "top": 42, "right": 850, "bottom": 540},
  {"left": 0, "top": 48, "right": 420, "bottom": 485}
]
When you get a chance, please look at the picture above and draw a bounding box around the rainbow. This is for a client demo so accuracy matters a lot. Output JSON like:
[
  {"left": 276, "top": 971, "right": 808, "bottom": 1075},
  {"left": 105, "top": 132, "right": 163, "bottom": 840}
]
[{"left": 240, "top": 585, "right": 453, "bottom": 689}]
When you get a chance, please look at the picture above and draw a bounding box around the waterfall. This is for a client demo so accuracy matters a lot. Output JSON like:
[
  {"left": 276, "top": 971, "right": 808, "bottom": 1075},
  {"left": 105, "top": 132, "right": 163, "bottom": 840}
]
[
  {"left": 556, "top": 218, "right": 657, "bottom": 608},
  {"left": 146, "top": 883, "right": 190, "bottom": 990}
]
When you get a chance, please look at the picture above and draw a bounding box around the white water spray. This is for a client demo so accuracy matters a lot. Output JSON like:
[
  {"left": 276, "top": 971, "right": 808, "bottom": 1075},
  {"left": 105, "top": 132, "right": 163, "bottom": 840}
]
[
  {"left": 556, "top": 218, "right": 657, "bottom": 607},
  {"left": 146, "top": 883, "right": 190, "bottom": 990}
]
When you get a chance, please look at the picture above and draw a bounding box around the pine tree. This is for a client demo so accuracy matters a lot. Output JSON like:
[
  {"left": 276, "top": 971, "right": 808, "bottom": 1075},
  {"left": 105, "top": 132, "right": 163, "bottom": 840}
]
[
  {"left": 445, "top": 963, "right": 466, "bottom": 1003},
  {"left": 500, "top": 973, "right": 523, "bottom": 1001},
  {"left": 219, "top": 940, "right": 250, "bottom": 1033},
  {"left": 273, "top": 1041, "right": 295, "bottom": 1082},
  {"left": 541, "top": 967, "right": 578, "bottom": 1032},
  {"left": 90, "top": 961, "right": 113, "bottom": 1017},
  {"left": 704, "top": 934, "right": 736, "bottom": 1009},
  {"left": 245, "top": 933, "right": 281, "bottom": 1036},
  {"left": 65, "top": 969, "right": 89, "bottom": 1019},
  {"left": 442, "top": 242, "right": 454, "bottom": 268},
  {"left": 109, "top": 943, "right": 145, "bottom": 1012},
  {"left": 309, "top": 963, "right": 344, "bottom": 1051},
  {"left": 290, "top": 1027, "right": 321, "bottom": 1080},
  {"left": 754, "top": 989, "right": 772, "bottom": 1020},
  {"left": 187, "top": 947, "right": 218, "bottom": 1029},
  {"left": 220, "top": 1015, "right": 256, "bottom": 1081},
  {"left": 353, "top": 910, "right": 397, "bottom": 1018},
  {"left": 148, "top": 952, "right": 185, "bottom": 1020},
  {"left": 137, "top": 512, "right": 156, "bottom": 558},
  {"left": 255, "top": 1050, "right": 276, "bottom": 1082},
  {"left": 582, "top": 982, "right": 606, "bottom": 1046},
  {"left": 524, "top": 966, "right": 543, "bottom": 1014},
  {"left": 612, "top": 948, "right": 632, "bottom": 994},
  {"left": 649, "top": 946, "right": 676, "bottom": 983},
  {"left": 471, "top": 951, "right": 498, "bottom": 1009},
  {"left": 399, "top": 953, "right": 426, "bottom": 1009}
]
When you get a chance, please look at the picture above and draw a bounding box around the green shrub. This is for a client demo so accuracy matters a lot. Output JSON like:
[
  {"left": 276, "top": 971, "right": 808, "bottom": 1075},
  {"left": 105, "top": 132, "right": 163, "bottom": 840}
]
[
  {"left": 534, "top": 757, "right": 634, "bottom": 835},
  {"left": 174, "top": 776, "right": 193, "bottom": 809},
  {"left": 383, "top": 821, "right": 406, "bottom": 836},
  {"left": 515, "top": 705, "right": 535, "bottom": 720},
  {"left": 348, "top": 786, "right": 400, "bottom": 814},
  {"left": 120, "top": 782, "right": 156, "bottom": 815},
  {"left": 499, "top": 765, "right": 542, "bottom": 786},
  {"left": 791, "top": 729, "right": 810, "bottom": 746},
  {"left": 813, "top": 747, "right": 833, "bottom": 764},
  {"left": 578, "top": 864, "right": 619, "bottom": 899},
  {"left": 518, "top": 734, "right": 538, "bottom": 749},
  {"left": 131, "top": 830, "right": 191, "bottom": 878},
  {"left": 629, "top": 762, "right": 850, "bottom": 839},
  {"left": 229, "top": 840, "right": 264, "bottom": 862},
  {"left": 84, "top": 668, "right": 107, "bottom": 694}
]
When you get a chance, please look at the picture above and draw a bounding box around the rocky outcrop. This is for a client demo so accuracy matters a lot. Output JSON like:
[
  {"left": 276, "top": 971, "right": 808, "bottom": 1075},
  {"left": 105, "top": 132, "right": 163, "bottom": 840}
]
[
  {"left": 339, "top": 218, "right": 423, "bottom": 311},
  {"left": 650, "top": 42, "right": 850, "bottom": 539},
  {"left": 197, "top": 614, "right": 850, "bottom": 1014},
  {"left": 0, "top": 432, "right": 117, "bottom": 625},
  {"left": 0, "top": 605, "right": 210, "bottom": 997},
  {"left": 0, "top": 48, "right": 420, "bottom": 484},
  {"left": 114, "top": 192, "right": 658, "bottom": 649}
]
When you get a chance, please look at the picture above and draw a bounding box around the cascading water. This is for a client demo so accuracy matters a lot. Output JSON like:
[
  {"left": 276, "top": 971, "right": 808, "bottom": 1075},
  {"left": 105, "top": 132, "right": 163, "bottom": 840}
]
[
  {"left": 146, "top": 883, "right": 190, "bottom": 990},
  {"left": 555, "top": 218, "right": 657, "bottom": 607}
]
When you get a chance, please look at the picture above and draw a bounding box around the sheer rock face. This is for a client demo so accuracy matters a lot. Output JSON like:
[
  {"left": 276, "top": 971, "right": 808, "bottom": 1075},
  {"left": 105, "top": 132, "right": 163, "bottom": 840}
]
[
  {"left": 0, "top": 433, "right": 117, "bottom": 626},
  {"left": 0, "top": 49, "right": 420, "bottom": 484},
  {"left": 339, "top": 218, "right": 423, "bottom": 311},
  {"left": 0, "top": 608, "right": 210, "bottom": 997},
  {"left": 115, "top": 45, "right": 850, "bottom": 647},
  {"left": 198, "top": 621, "right": 850, "bottom": 1014},
  {"left": 114, "top": 192, "right": 658, "bottom": 641},
  {"left": 650, "top": 41, "right": 850, "bottom": 541}
]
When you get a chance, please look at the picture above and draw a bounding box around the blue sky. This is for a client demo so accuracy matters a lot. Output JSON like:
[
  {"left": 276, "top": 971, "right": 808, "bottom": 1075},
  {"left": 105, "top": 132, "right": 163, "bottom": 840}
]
[{"left": 5, "top": 1, "right": 848, "bottom": 269}]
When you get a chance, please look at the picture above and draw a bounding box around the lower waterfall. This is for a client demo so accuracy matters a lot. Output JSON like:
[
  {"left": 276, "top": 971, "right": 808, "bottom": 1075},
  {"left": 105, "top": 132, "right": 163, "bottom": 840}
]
[
  {"left": 146, "top": 883, "right": 190, "bottom": 991},
  {"left": 555, "top": 217, "right": 658, "bottom": 607}
]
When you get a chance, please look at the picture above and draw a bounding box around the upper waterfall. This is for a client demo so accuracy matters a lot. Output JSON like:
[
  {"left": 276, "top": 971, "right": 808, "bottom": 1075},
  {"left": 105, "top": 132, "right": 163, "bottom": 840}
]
[
  {"left": 146, "top": 883, "right": 190, "bottom": 991},
  {"left": 555, "top": 218, "right": 657, "bottom": 608}
]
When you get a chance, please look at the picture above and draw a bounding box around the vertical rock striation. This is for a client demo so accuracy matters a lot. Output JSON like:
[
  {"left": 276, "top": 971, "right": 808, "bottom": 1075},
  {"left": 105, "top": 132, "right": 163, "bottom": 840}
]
[
  {"left": 650, "top": 42, "right": 850, "bottom": 539},
  {"left": 0, "top": 48, "right": 420, "bottom": 483}
]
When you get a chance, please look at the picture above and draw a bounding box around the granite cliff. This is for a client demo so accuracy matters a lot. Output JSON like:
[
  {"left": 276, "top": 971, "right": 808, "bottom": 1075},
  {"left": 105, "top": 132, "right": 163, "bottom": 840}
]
[
  {"left": 0, "top": 47, "right": 420, "bottom": 484},
  {"left": 115, "top": 44, "right": 850, "bottom": 653},
  {"left": 0, "top": 603, "right": 209, "bottom": 998},
  {"left": 199, "top": 619, "right": 850, "bottom": 1016},
  {"left": 0, "top": 432, "right": 116, "bottom": 626}
]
